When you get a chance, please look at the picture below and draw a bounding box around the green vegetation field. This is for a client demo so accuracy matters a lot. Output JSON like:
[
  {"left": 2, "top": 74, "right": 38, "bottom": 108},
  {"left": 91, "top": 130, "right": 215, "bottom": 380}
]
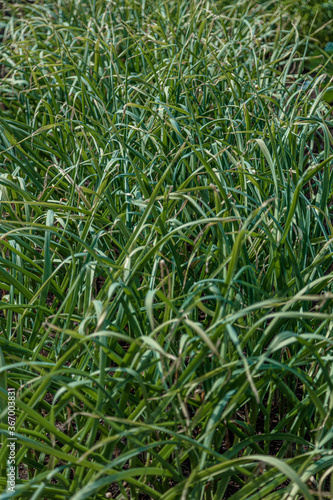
[{"left": 1, "top": 0, "right": 333, "bottom": 498}]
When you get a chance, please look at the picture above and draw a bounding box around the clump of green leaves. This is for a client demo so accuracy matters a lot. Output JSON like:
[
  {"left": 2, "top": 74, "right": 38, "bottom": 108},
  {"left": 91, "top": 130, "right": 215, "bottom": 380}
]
[
  {"left": 0, "top": 0, "right": 333, "bottom": 499},
  {"left": 287, "top": 0, "right": 333, "bottom": 47},
  {"left": 221, "top": 0, "right": 333, "bottom": 48}
]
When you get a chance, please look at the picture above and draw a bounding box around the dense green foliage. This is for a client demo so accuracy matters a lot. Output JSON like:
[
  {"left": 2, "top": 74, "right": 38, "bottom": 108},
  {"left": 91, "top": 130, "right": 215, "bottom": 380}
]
[
  {"left": 221, "top": 0, "right": 333, "bottom": 48},
  {"left": 0, "top": 0, "right": 333, "bottom": 498},
  {"left": 287, "top": 0, "right": 333, "bottom": 47}
]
